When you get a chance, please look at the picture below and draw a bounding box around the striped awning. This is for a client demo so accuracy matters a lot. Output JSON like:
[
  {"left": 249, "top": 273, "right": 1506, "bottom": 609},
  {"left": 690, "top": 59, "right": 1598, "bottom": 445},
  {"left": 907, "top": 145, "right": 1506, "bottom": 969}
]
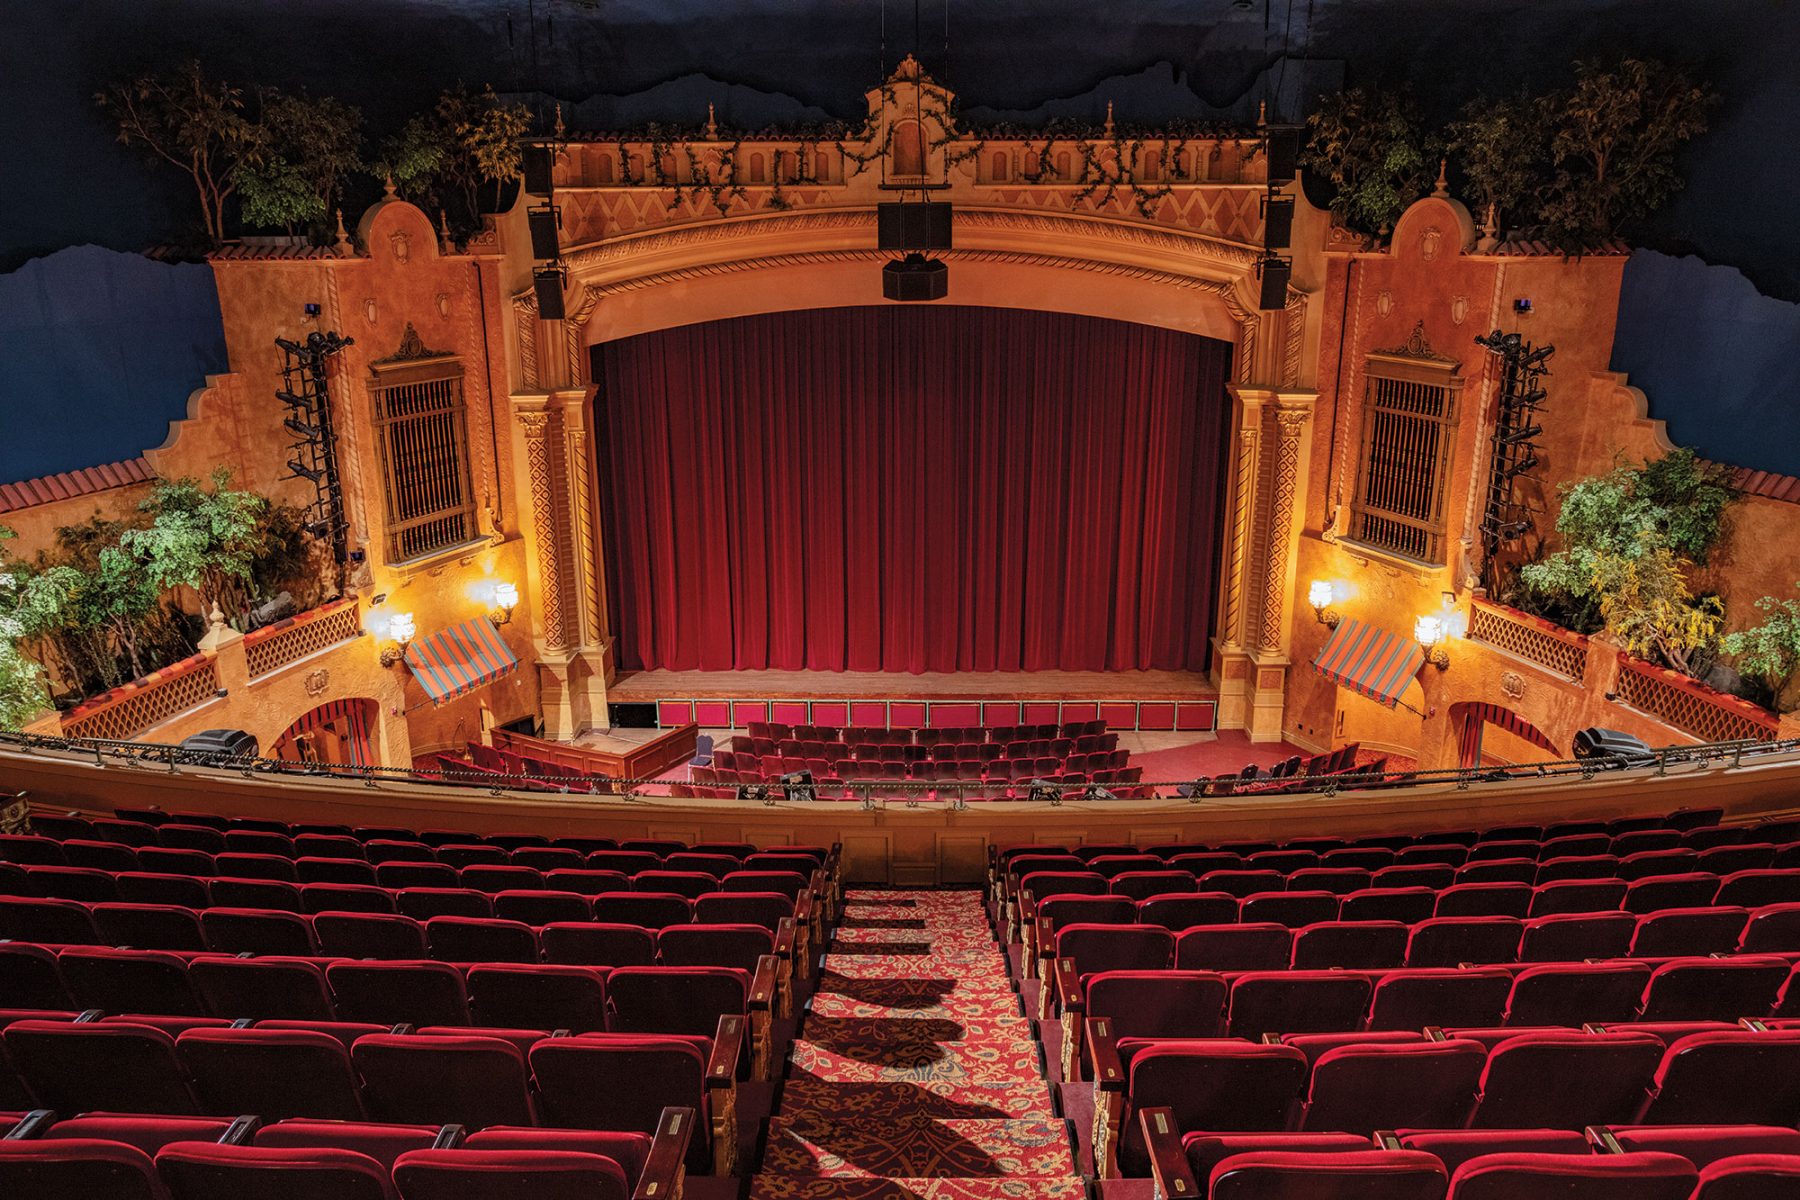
[
  {"left": 404, "top": 618, "right": 519, "bottom": 706},
  {"left": 1312, "top": 618, "right": 1425, "bottom": 709}
]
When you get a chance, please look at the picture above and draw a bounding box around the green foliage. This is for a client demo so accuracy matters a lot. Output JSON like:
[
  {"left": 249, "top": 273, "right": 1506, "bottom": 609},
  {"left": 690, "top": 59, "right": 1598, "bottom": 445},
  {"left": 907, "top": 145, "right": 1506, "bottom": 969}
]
[
  {"left": 95, "top": 60, "right": 260, "bottom": 245},
  {"left": 240, "top": 91, "right": 365, "bottom": 236},
  {"left": 122, "top": 469, "right": 269, "bottom": 617},
  {"left": 1722, "top": 587, "right": 1800, "bottom": 710},
  {"left": 1300, "top": 88, "right": 1441, "bottom": 236},
  {"left": 1445, "top": 91, "right": 1547, "bottom": 229},
  {"left": 0, "top": 527, "right": 50, "bottom": 731},
  {"left": 377, "top": 85, "right": 529, "bottom": 239},
  {"left": 1536, "top": 57, "right": 1718, "bottom": 247},
  {"left": 1515, "top": 449, "right": 1736, "bottom": 675}
]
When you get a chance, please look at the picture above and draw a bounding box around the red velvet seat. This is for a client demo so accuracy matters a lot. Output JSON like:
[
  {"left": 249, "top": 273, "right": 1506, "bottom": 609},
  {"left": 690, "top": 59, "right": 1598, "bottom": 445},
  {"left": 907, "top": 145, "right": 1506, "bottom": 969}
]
[
  {"left": 589, "top": 891, "right": 693, "bottom": 929},
  {"left": 1405, "top": 917, "right": 1522, "bottom": 967},
  {"left": 1116, "top": 1042, "right": 1309, "bottom": 1175},
  {"left": 156, "top": 1141, "right": 397, "bottom": 1200},
  {"left": 199, "top": 907, "right": 316, "bottom": 956},
  {"left": 1517, "top": 912, "right": 1635, "bottom": 962},
  {"left": 252, "top": 1119, "right": 439, "bottom": 1168},
  {"left": 1502, "top": 962, "right": 1650, "bottom": 1026},
  {"left": 1208, "top": 1149, "right": 1448, "bottom": 1199},
  {"left": 1086, "top": 969, "right": 1228, "bottom": 1040},
  {"left": 189, "top": 956, "right": 338, "bottom": 1022},
  {"left": 392, "top": 1148, "right": 630, "bottom": 1200},
  {"left": 1527, "top": 878, "right": 1628, "bottom": 916},
  {"left": 1434, "top": 883, "right": 1531, "bottom": 919},
  {"left": 300, "top": 882, "right": 395, "bottom": 913},
  {"left": 1393, "top": 1128, "right": 1589, "bottom": 1175},
  {"left": 1638, "top": 1030, "right": 1800, "bottom": 1124},
  {"left": 1629, "top": 906, "right": 1750, "bottom": 957},
  {"left": 327, "top": 960, "right": 472, "bottom": 1027},
  {"left": 540, "top": 921, "right": 659, "bottom": 967},
  {"left": 1637, "top": 955, "right": 1790, "bottom": 1021},
  {"left": 0, "top": 1137, "right": 169, "bottom": 1200},
  {"left": 1301, "top": 1039, "right": 1485, "bottom": 1134},
  {"left": 39, "top": 1114, "right": 236, "bottom": 1155},
  {"left": 532, "top": 1034, "right": 711, "bottom": 1172},
  {"left": 1690, "top": 1154, "right": 1800, "bottom": 1200},
  {"left": 467, "top": 963, "right": 609, "bottom": 1032},
  {"left": 1610, "top": 1125, "right": 1800, "bottom": 1168},
  {"left": 1444, "top": 1150, "right": 1695, "bottom": 1200},
  {"left": 1110, "top": 870, "right": 1198, "bottom": 901},
  {"left": 492, "top": 889, "right": 592, "bottom": 926},
  {"left": 1240, "top": 890, "right": 1341, "bottom": 930},
  {"left": 22, "top": 865, "right": 118, "bottom": 903},
  {"left": 1180, "top": 1133, "right": 1373, "bottom": 1180},
  {"left": 1175, "top": 923, "right": 1293, "bottom": 972},
  {"left": 0, "top": 943, "right": 72, "bottom": 1010},
  {"left": 178, "top": 1026, "right": 367, "bottom": 1119},
  {"left": 353, "top": 1033, "right": 536, "bottom": 1129},
  {"left": 1340, "top": 887, "right": 1438, "bottom": 925},
  {"left": 4, "top": 1019, "right": 202, "bottom": 1114},
  {"left": 657, "top": 923, "right": 773, "bottom": 974},
  {"left": 207, "top": 878, "right": 304, "bottom": 912},
  {"left": 394, "top": 887, "right": 491, "bottom": 920},
  {"left": 1366, "top": 968, "right": 1512, "bottom": 1031},
  {"left": 92, "top": 902, "right": 209, "bottom": 952},
  {"left": 1467, "top": 1031, "right": 1663, "bottom": 1128},
  {"left": 1738, "top": 902, "right": 1800, "bottom": 953},
  {"left": 116, "top": 872, "right": 211, "bottom": 908},
  {"left": 424, "top": 916, "right": 538, "bottom": 964},
  {"left": 1291, "top": 920, "right": 1409, "bottom": 970},
  {"left": 314, "top": 912, "right": 429, "bottom": 959},
  {"left": 607, "top": 965, "right": 747, "bottom": 1039},
  {"left": 58, "top": 947, "right": 205, "bottom": 1016},
  {"left": 1227, "top": 971, "right": 1373, "bottom": 1039},
  {"left": 0, "top": 896, "right": 102, "bottom": 944}
]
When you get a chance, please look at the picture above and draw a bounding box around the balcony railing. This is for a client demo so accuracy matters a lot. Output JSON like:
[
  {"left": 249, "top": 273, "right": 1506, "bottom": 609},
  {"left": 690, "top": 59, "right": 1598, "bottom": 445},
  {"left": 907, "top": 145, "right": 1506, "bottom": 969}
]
[
  {"left": 1614, "top": 653, "right": 1780, "bottom": 745},
  {"left": 244, "top": 598, "right": 363, "bottom": 679},
  {"left": 59, "top": 655, "right": 221, "bottom": 742},
  {"left": 1468, "top": 599, "right": 1591, "bottom": 681}
]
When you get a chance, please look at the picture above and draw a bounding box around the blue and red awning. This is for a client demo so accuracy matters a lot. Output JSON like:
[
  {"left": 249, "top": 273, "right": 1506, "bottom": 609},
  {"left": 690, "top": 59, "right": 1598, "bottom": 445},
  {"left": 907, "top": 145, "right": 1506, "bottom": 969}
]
[
  {"left": 1312, "top": 618, "right": 1425, "bottom": 709},
  {"left": 404, "top": 618, "right": 519, "bottom": 706}
]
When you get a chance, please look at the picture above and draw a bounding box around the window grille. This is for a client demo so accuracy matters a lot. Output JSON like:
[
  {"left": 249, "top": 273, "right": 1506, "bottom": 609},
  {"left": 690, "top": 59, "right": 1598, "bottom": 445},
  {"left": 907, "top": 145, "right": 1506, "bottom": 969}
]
[
  {"left": 1349, "top": 362, "right": 1459, "bottom": 564},
  {"left": 370, "top": 361, "right": 475, "bottom": 562}
]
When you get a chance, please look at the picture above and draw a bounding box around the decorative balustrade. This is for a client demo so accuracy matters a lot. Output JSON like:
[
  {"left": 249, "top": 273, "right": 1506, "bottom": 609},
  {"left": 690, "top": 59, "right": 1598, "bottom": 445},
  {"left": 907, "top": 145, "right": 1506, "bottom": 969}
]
[
  {"left": 1613, "top": 653, "right": 1780, "bottom": 745},
  {"left": 1467, "top": 599, "right": 1591, "bottom": 681},
  {"left": 60, "top": 655, "right": 221, "bottom": 742},
  {"left": 243, "top": 598, "right": 362, "bottom": 679}
]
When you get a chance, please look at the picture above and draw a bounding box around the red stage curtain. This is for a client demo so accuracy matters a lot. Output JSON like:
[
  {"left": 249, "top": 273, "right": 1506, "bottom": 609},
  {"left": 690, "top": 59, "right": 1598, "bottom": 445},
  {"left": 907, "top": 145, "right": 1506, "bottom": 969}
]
[{"left": 595, "top": 306, "right": 1231, "bottom": 674}]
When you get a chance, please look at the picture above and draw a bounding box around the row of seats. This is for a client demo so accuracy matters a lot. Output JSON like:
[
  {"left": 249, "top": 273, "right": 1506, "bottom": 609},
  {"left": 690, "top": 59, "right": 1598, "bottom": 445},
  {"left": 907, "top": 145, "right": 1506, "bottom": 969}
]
[
  {"left": 1053, "top": 953, "right": 1800, "bottom": 1043},
  {"left": 743, "top": 718, "right": 1109, "bottom": 744},
  {"left": 2, "top": 830, "right": 826, "bottom": 877},
  {"left": 1141, "top": 1116, "right": 1800, "bottom": 1200},
  {"left": 718, "top": 740, "right": 1124, "bottom": 769},
  {"left": 1040, "top": 903, "right": 1800, "bottom": 976},
  {"left": 0, "top": 1110, "right": 690, "bottom": 1200}
]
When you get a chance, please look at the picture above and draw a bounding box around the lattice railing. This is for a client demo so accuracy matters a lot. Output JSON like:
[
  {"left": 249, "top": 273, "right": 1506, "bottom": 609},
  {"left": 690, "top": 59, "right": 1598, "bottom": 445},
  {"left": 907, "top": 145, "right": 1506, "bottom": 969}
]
[
  {"left": 61, "top": 656, "right": 221, "bottom": 742},
  {"left": 244, "top": 599, "right": 362, "bottom": 678},
  {"left": 1614, "top": 655, "right": 1779, "bottom": 745},
  {"left": 1468, "top": 600, "right": 1590, "bottom": 680}
]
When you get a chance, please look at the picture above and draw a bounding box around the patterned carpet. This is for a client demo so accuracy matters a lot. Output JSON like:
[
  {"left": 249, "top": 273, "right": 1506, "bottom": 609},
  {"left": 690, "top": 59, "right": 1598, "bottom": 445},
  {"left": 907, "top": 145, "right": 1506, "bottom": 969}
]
[{"left": 751, "top": 890, "right": 1087, "bottom": 1200}]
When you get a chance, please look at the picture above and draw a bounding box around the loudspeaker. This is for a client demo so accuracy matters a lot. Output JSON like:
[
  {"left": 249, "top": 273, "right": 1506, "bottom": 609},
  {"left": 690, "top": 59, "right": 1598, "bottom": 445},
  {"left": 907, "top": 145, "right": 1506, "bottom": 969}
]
[
  {"left": 1262, "top": 194, "right": 1294, "bottom": 250},
  {"left": 608, "top": 702, "right": 659, "bottom": 729},
  {"left": 1265, "top": 127, "right": 1300, "bottom": 184},
  {"left": 1257, "top": 256, "right": 1291, "bottom": 310},
  {"left": 1572, "top": 727, "right": 1656, "bottom": 765},
  {"left": 528, "top": 206, "right": 561, "bottom": 261},
  {"left": 882, "top": 254, "right": 949, "bottom": 301},
  {"left": 533, "top": 268, "right": 566, "bottom": 320},
  {"left": 179, "top": 729, "right": 259, "bottom": 759},
  {"left": 523, "top": 144, "right": 554, "bottom": 196},
  {"left": 877, "top": 201, "right": 953, "bottom": 251}
]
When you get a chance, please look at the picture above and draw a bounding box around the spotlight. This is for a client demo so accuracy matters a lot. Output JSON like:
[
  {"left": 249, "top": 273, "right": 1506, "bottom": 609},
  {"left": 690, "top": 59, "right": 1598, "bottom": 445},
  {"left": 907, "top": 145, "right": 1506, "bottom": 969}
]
[
  {"left": 1082, "top": 785, "right": 1117, "bottom": 802},
  {"left": 883, "top": 253, "right": 948, "bottom": 301},
  {"left": 1572, "top": 727, "right": 1656, "bottom": 766},
  {"left": 1520, "top": 345, "right": 1555, "bottom": 368},
  {"left": 1502, "top": 454, "right": 1539, "bottom": 477},
  {"left": 1499, "top": 424, "right": 1542, "bottom": 445},
  {"left": 287, "top": 460, "right": 324, "bottom": 485},
  {"left": 284, "top": 415, "right": 319, "bottom": 440}
]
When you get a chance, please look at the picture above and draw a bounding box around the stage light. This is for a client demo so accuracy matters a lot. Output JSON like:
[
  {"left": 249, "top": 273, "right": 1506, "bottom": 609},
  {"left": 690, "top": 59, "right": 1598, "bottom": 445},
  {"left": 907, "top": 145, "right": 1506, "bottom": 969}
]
[
  {"left": 1500, "top": 424, "right": 1542, "bottom": 445},
  {"left": 286, "top": 459, "right": 324, "bottom": 485},
  {"left": 883, "top": 253, "right": 949, "bottom": 301},
  {"left": 1308, "top": 580, "right": 1341, "bottom": 628},
  {"left": 490, "top": 581, "right": 519, "bottom": 626},
  {"left": 1414, "top": 614, "right": 1450, "bottom": 670},
  {"left": 1082, "top": 785, "right": 1117, "bottom": 802}
]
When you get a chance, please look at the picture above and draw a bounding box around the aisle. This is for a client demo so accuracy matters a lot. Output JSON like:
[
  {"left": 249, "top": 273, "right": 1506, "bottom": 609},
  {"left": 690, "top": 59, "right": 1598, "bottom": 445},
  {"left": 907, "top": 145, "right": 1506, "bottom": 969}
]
[{"left": 751, "top": 889, "right": 1087, "bottom": 1199}]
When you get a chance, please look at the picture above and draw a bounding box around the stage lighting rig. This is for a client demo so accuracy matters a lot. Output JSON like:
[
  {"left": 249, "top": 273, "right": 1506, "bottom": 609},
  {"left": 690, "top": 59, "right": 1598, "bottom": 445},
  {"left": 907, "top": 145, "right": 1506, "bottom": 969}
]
[
  {"left": 277, "top": 330, "right": 354, "bottom": 580},
  {"left": 1474, "top": 329, "right": 1556, "bottom": 591}
]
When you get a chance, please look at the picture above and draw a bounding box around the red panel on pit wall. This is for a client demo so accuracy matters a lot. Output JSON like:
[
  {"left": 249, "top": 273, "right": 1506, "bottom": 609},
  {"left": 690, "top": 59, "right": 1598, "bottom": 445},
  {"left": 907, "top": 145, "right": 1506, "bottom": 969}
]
[
  {"left": 1021, "top": 702, "right": 1061, "bottom": 724},
  {"left": 658, "top": 701, "right": 693, "bottom": 727},
  {"left": 693, "top": 701, "right": 731, "bottom": 728},
  {"left": 771, "top": 701, "right": 808, "bottom": 725},
  {"left": 1099, "top": 702, "right": 1138, "bottom": 730},
  {"left": 930, "top": 702, "right": 982, "bottom": 728},
  {"left": 811, "top": 701, "right": 849, "bottom": 727},
  {"left": 1061, "top": 702, "right": 1099, "bottom": 722},
  {"left": 889, "top": 701, "right": 927, "bottom": 727},
  {"left": 1136, "top": 702, "right": 1176, "bottom": 731},
  {"left": 1175, "top": 701, "right": 1216, "bottom": 731},
  {"left": 731, "top": 701, "right": 769, "bottom": 727},
  {"left": 982, "top": 702, "right": 1021, "bottom": 727},
  {"left": 850, "top": 701, "right": 888, "bottom": 727}
]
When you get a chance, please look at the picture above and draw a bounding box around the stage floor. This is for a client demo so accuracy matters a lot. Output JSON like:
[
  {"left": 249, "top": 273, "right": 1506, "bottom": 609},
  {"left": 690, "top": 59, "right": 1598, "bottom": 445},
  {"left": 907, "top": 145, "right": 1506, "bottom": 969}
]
[{"left": 607, "top": 668, "right": 1217, "bottom": 702}]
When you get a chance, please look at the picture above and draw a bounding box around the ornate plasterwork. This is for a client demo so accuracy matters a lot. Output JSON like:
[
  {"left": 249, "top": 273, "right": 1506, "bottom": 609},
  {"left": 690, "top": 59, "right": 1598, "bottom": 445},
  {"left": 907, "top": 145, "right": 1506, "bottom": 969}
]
[
  {"left": 1373, "top": 319, "right": 1458, "bottom": 365},
  {"left": 511, "top": 293, "right": 541, "bottom": 390},
  {"left": 373, "top": 322, "right": 451, "bottom": 366},
  {"left": 1258, "top": 407, "right": 1311, "bottom": 653},
  {"left": 517, "top": 410, "right": 568, "bottom": 650}
]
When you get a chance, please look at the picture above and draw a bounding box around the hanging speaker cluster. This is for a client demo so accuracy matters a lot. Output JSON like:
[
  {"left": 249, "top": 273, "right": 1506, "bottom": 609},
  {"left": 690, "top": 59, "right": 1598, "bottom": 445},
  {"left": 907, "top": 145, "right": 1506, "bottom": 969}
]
[
  {"left": 1256, "top": 124, "right": 1300, "bottom": 310},
  {"left": 523, "top": 141, "right": 566, "bottom": 320},
  {"left": 878, "top": 201, "right": 951, "bottom": 301}
]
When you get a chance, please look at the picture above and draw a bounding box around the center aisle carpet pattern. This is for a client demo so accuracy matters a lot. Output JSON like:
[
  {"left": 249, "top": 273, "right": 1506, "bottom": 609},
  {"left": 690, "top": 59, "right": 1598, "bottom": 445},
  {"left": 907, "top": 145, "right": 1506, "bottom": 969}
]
[{"left": 751, "top": 889, "right": 1086, "bottom": 1200}]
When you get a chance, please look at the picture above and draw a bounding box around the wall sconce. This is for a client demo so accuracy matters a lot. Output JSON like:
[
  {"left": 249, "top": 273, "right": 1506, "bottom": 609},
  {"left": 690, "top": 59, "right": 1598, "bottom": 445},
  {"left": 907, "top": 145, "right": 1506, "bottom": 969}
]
[
  {"left": 490, "top": 581, "right": 518, "bottom": 626},
  {"left": 1308, "top": 580, "right": 1341, "bottom": 629},
  {"left": 379, "top": 611, "right": 416, "bottom": 668},
  {"left": 1415, "top": 613, "right": 1451, "bottom": 670}
]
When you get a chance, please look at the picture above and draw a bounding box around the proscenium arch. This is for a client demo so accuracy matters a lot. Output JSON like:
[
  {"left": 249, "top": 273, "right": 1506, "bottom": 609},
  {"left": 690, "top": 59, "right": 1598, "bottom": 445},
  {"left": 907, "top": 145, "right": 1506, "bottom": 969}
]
[{"left": 512, "top": 206, "right": 1299, "bottom": 393}]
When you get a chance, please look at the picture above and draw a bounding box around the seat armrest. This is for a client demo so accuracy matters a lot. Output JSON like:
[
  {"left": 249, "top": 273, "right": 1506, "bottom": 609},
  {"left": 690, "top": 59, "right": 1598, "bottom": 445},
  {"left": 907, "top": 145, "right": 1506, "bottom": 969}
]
[
  {"left": 707, "top": 1015, "right": 744, "bottom": 1175},
  {"left": 218, "top": 1116, "right": 263, "bottom": 1146},
  {"left": 1375, "top": 1132, "right": 1401, "bottom": 1151},
  {"left": 1055, "top": 957, "right": 1087, "bottom": 1082},
  {"left": 748, "top": 954, "right": 778, "bottom": 1080},
  {"left": 1140, "top": 1106, "right": 1199, "bottom": 1199},
  {"left": 1087, "top": 1016, "right": 1125, "bottom": 1091},
  {"left": 1054, "top": 955, "right": 1084, "bottom": 1015},
  {"left": 635, "top": 1106, "right": 695, "bottom": 1200},
  {"left": 773, "top": 918, "right": 797, "bottom": 1019},
  {"left": 3, "top": 1110, "right": 56, "bottom": 1140},
  {"left": 431, "top": 1124, "right": 466, "bottom": 1149},
  {"left": 1586, "top": 1125, "right": 1625, "bottom": 1154}
]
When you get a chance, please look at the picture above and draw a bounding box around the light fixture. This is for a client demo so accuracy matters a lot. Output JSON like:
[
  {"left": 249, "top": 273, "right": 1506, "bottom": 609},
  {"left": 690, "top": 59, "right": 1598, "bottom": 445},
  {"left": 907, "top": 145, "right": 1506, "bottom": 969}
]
[
  {"left": 1414, "top": 613, "right": 1451, "bottom": 670},
  {"left": 379, "top": 611, "right": 416, "bottom": 668},
  {"left": 1308, "top": 580, "right": 1341, "bottom": 628},
  {"left": 490, "top": 581, "right": 519, "bottom": 626}
]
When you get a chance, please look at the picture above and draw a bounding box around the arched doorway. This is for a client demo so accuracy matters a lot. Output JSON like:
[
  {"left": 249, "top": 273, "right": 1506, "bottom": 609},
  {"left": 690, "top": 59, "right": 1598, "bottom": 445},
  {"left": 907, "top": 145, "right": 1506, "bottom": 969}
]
[
  {"left": 271, "top": 698, "right": 377, "bottom": 767},
  {"left": 1449, "top": 701, "right": 1559, "bottom": 768}
]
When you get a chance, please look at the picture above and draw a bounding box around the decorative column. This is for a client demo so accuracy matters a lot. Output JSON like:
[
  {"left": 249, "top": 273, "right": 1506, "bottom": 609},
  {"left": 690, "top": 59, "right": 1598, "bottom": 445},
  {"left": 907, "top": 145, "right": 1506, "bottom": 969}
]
[
  {"left": 1213, "top": 387, "right": 1267, "bottom": 731},
  {"left": 1245, "top": 397, "right": 1316, "bottom": 742}
]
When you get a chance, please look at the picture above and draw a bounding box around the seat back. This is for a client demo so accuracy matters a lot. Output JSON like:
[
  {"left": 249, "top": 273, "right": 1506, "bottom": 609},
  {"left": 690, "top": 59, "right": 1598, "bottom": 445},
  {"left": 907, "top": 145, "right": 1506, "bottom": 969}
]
[
  {"left": 1227, "top": 971, "right": 1374, "bottom": 1039},
  {"left": 530, "top": 1035, "right": 710, "bottom": 1172},
  {"left": 0, "top": 1138, "right": 168, "bottom": 1200},
  {"left": 467, "top": 964, "right": 609, "bottom": 1033},
  {"left": 1175, "top": 923, "right": 1293, "bottom": 972},
  {"left": 1302, "top": 1039, "right": 1485, "bottom": 1134},
  {"left": 352, "top": 1033, "right": 535, "bottom": 1129},
  {"left": 1120, "top": 1042, "right": 1307, "bottom": 1175},
  {"left": 1503, "top": 961, "right": 1651, "bottom": 1027},
  {"left": 1086, "top": 970, "right": 1228, "bottom": 1040},
  {"left": 1135, "top": 893, "right": 1240, "bottom": 930},
  {"left": 314, "top": 912, "right": 429, "bottom": 959},
  {"left": 59, "top": 947, "right": 205, "bottom": 1016},
  {"left": 189, "top": 957, "right": 337, "bottom": 1022},
  {"left": 1366, "top": 968, "right": 1513, "bottom": 1031},
  {"left": 1630, "top": 906, "right": 1751, "bottom": 957},
  {"left": 1518, "top": 912, "right": 1636, "bottom": 962},
  {"left": 155, "top": 1140, "right": 397, "bottom": 1200},
  {"left": 1055, "top": 923, "right": 1173, "bottom": 977},
  {"left": 425, "top": 916, "right": 539, "bottom": 964},
  {"left": 327, "top": 961, "right": 472, "bottom": 1026},
  {"left": 1291, "top": 921, "right": 1409, "bottom": 970},
  {"left": 540, "top": 922, "right": 659, "bottom": 967},
  {"left": 1444, "top": 1150, "right": 1696, "bottom": 1200},
  {"left": 1240, "top": 890, "right": 1342, "bottom": 929},
  {"left": 1405, "top": 917, "right": 1523, "bottom": 967},
  {"left": 1639, "top": 955, "right": 1790, "bottom": 1022},
  {"left": 4, "top": 1019, "right": 200, "bottom": 1114},
  {"left": 589, "top": 892, "right": 692, "bottom": 929},
  {"left": 1339, "top": 887, "right": 1437, "bottom": 925},
  {"left": 607, "top": 965, "right": 747, "bottom": 1036},
  {"left": 1470, "top": 1031, "right": 1663, "bottom": 1128},
  {"left": 1209, "top": 1149, "right": 1448, "bottom": 1200},
  {"left": 177, "top": 1028, "right": 366, "bottom": 1120},
  {"left": 1641, "top": 1031, "right": 1800, "bottom": 1124},
  {"left": 391, "top": 1148, "right": 629, "bottom": 1200}
]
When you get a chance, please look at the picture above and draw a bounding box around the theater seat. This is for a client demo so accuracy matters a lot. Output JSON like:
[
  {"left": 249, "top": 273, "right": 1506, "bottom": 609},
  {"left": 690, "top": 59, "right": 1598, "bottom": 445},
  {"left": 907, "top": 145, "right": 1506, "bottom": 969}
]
[
  {"left": 1467, "top": 1031, "right": 1662, "bottom": 1129},
  {"left": 1207, "top": 1150, "right": 1448, "bottom": 1199},
  {"left": 468, "top": 963, "right": 609, "bottom": 1032},
  {"left": 4, "top": 1019, "right": 202, "bottom": 1114},
  {"left": 0, "top": 1138, "right": 169, "bottom": 1200},
  {"left": 1227, "top": 971, "right": 1373, "bottom": 1039},
  {"left": 178, "top": 1026, "right": 367, "bottom": 1120},
  {"left": 1444, "top": 1151, "right": 1696, "bottom": 1200},
  {"left": 1114, "top": 1041, "right": 1308, "bottom": 1176},
  {"left": 392, "top": 1149, "right": 631, "bottom": 1200},
  {"left": 1691, "top": 1155, "right": 1800, "bottom": 1200},
  {"left": 155, "top": 1141, "right": 396, "bottom": 1200},
  {"left": 1301, "top": 1040, "right": 1485, "bottom": 1134},
  {"left": 1393, "top": 1129, "right": 1589, "bottom": 1176},
  {"left": 352, "top": 1033, "right": 536, "bottom": 1129},
  {"left": 531, "top": 1035, "right": 713, "bottom": 1173},
  {"left": 327, "top": 961, "right": 472, "bottom": 1027},
  {"left": 189, "top": 956, "right": 338, "bottom": 1022},
  {"left": 1609, "top": 1125, "right": 1800, "bottom": 1168},
  {"left": 1638, "top": 1031, "right": 1800, "bottom": 1124}
]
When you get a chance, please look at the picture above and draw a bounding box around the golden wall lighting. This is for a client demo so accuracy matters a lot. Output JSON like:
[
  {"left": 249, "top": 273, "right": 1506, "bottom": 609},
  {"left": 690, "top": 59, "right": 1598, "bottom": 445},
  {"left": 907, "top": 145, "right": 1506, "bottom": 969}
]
[
  {"left": 490, "top": 581, "right": 519, "bottom": 626},
  {"left": 379, "top": 611, "right": 416, "bottom": 668},
  {"left": 1308, "top": 579, "right": 1341, "bottom": 629},
  {"left": 1415, "top": 613, "right": 1451, "bottom": 670}
]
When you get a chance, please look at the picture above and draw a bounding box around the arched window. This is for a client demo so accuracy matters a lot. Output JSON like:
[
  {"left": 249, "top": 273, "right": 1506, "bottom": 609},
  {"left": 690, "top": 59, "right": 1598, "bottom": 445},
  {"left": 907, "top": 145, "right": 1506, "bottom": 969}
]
[
  {"left": 748, "top": 153, "right": 766, "bottom": 183},
  {"left": 990, "top": 151, "right": 1010, "bottom": 182},
  {"left": 597, "top": 155, "right": 614, "bottom": 184},
  {"left": 892, "top": 120, "right": 925, "bottom": 177}
]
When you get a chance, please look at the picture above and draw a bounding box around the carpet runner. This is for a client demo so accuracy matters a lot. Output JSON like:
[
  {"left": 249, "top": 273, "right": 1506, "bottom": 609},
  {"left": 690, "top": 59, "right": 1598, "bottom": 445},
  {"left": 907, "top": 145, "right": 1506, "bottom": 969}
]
[{"left": 751, "top": 889, "right": 1086, "bottom": 1200}]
